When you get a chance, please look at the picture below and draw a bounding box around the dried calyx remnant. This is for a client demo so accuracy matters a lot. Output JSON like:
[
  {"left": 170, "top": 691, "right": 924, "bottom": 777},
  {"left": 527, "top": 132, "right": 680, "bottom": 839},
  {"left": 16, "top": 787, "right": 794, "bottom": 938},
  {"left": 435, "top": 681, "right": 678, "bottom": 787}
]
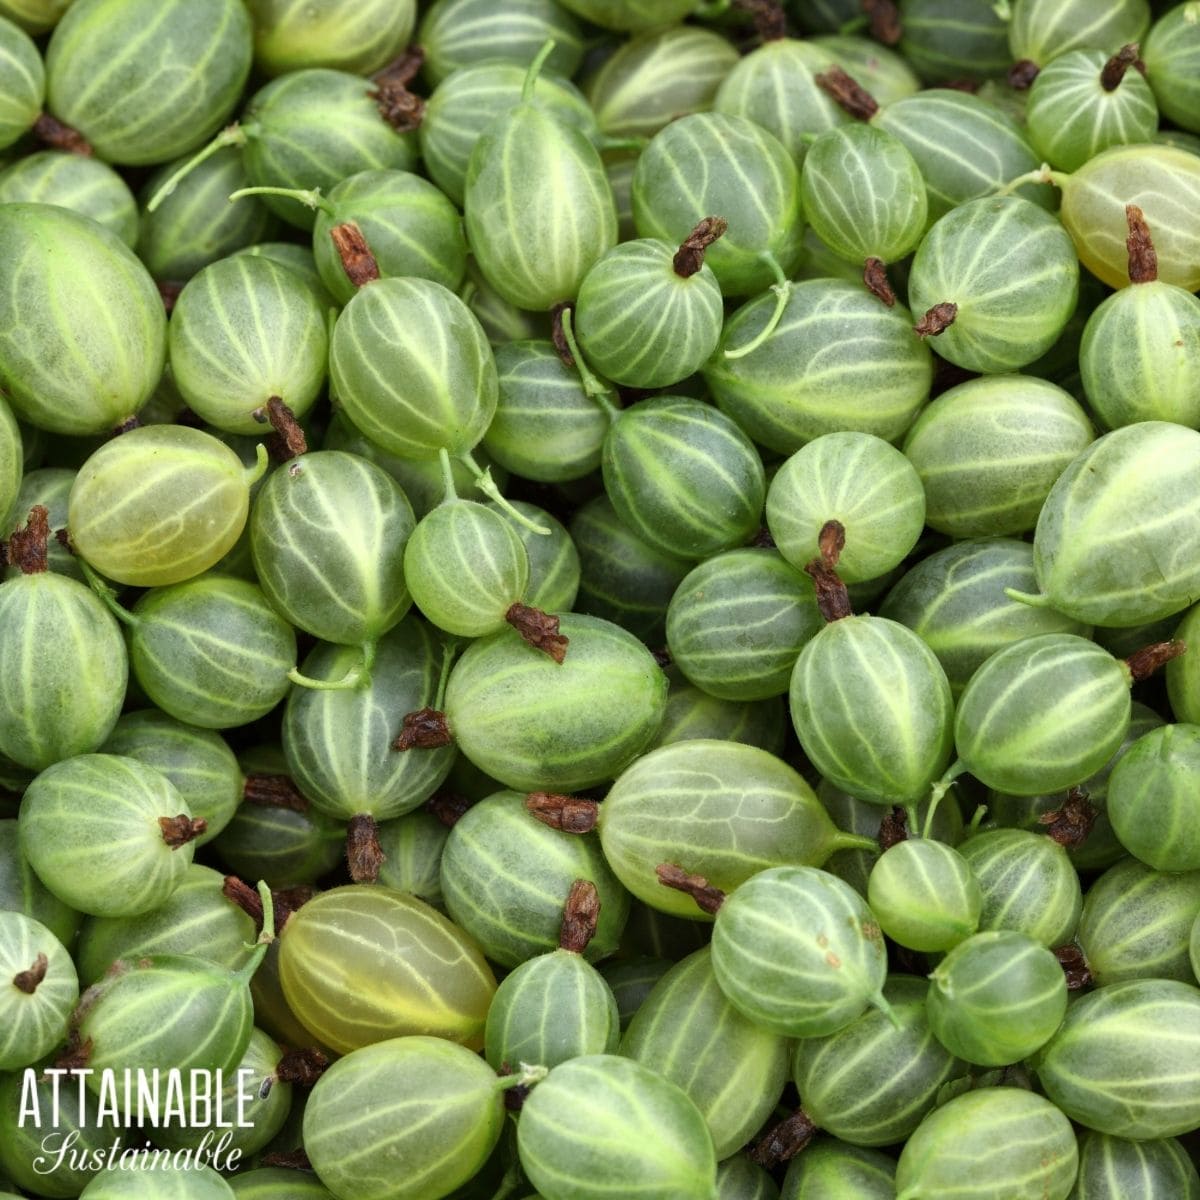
[
  {"left": 1101, "top": 44, "right": 1143, "bottom": 92},
  {"left": 370, "top": 48, "right": 425, "bottom": 131},
  {"left": 551, "top": 301, "right": 575, "bottom": 367},
  {"left": 863, "top": 257, "right": 897, "bottom": 307},
  {"left": 32, "top": 112, "right": 92, "bottom": 155},
  {"left": 330, "top": 223, "right": 381, "bottom": 289},
  {"left": 506, "top": 602, "right": 569, "bottom": 663},
  {"left": 244, "top": 773, "right": 309, "bottom": 812},
  {"left": 346, "top": 813, "right": 386, "bottom": 884},
  {"left": 751, "top": 1109, "right": 817, "bottom": 1168},
  {"left": 863, "top": 0, "right": 902, "bottom": 46},
  {"left": 222, "top": 877, "right": 313, "bottom": 931},
  {"left": 804, "top": 519, "right": 853, "bottom": 623},
  {"left": 1125, "top": 203, "right": 1159, "bottom": 284},
  {"left": 655, "top": 863, "right": 726, "bottom": 916},
  {"left": 732, "top": 0, "right": 787, "bottom": 42},
  {"left": 1038, "top": 787, "right": 1096, "bottom": 849},
  {"left": 878, "top": 806, "right": 908, "bottom": 850},
  {"left": 558, "top": 878, "right": 601, "bottom": 955},
  {"left": 273, "top": 1047, "right": 329, "bottom": 1089},
  {"left": 426, "top": 790, "right": 475, "bottom": 828},
  {"left": 1007, "top": 60, "right": 1041, "bottom": 90},
  {"left": 1053, "top": 943, "right": 1092, "bottom": 991},
  {"left": 393, "top": 706, "right": 453, "bottom": 751},
  {"left": 815, "top": 66, "right": 879, "bottom": 121},
  {"left": 525, "top": 791, "right": 600, "bottom": 834},
  {"left": 913, "top": 301, "right": 958, "bottom": 339},
  {"left": 3, "top": 505, "right": 50, "bottom": 575},
  {"left": 159, "top": 814, "right": 208, "bottom": 849},
  {"left": 673, "top": 217, "right": 728, "bottom": 278},
  {"left": 1125, "top": 640, "right": 1187, "bottom": 682},
  {"left": 13, "top": 953, "right": 49, "bottom": 995},
  {"left": 253, "top": 396, "right": 308, "bottom": 463}
]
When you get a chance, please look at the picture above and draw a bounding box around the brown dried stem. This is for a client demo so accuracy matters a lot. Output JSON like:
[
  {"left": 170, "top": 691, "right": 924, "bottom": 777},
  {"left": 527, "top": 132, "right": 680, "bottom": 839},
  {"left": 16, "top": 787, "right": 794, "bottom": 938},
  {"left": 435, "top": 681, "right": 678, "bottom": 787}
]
[
  {"left": 914, "top": 302, "right": 958, "bottom": 338},
  {"left": 673, "top": 217, "right": 728, "bottom": 278},
  {"left": 393, "top": 708, "right": 453, "bottom": 751},
  {"left": 863, "top": 0, "right": 902, "bottom": 46},
  {"left": 370, "top": 48, "right": 426, "bottom": 131},
  {"left": 346, "top": 813, "right": 385, "bottom": 883},
  {"left": 159, "top": 814, "right": 208, "bottom": 849},
  {"left": 329, "top": 223, "right": 382, "bottom": 289},
  {"left": 1125, "top": 203, "right": 1158, "bottom": 284},
  {"left": 33, "top": 113, "right": 92, "bottom": 155},
  {"left": 559, "top": 879, "right": 601, "bottom": 954},
  {"left": 13, "top": 953, "right": 48, "bottom": 995},
  {"left": 804, "top": 519, "right": 853, "bottom": 624},
  {"left": 1101, "top": 43, "right": 1141, "bottom": 91},
  {"left": 244, "top": 773, "right": 309, "bottom": 813},
  {"left": 253, "top": 395, "right": 309, "bottom": 462},
  {"left": 863, "top": 257, "right": 896, "bottom": 307},
  {"left": 750, "top": 1110, "right": 817, "bottom": 1167},
  {"left": 655, "top": 864, "right": 725, "bottom": 916},
  {"left": 6, "top": 505, "right": 50, "bottom": 575},
  {"left": 815, "top": 66, "right": 879, "bottom": 120},
  {"left": 223, "top": 876, "right": 264, "bottom": 927},
  {"left": 1125, "top": 639, "right": 1187, "bottom": 683},
  {"left": 507, "top": 603, "right": 569, "bottom": 663},
  {"left": 1053, "top": 943, "right": 1092, "bottom": 991},
  {"left": 1007, "top": 60, "right": 1041, "bottom": 89},
  {"left": 525, "top": 792, "right": 599, "bottom": 833},
  {"left": 1038, "top": 787, "right": 1096, "bottom": 849}
]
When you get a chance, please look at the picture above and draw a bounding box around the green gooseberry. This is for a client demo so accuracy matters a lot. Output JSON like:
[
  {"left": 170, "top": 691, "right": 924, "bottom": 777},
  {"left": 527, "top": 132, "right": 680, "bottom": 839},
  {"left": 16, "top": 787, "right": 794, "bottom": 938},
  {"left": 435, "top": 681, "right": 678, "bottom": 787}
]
[
  {"left": 621, "top": 946, "right": 788, "bottom": 1159},
  {"left": 958, "top": 828, "right": 1082, "bottom": 947},
  {"left": 483, "top": 340, "right": 609, "bottom": 484},
  {"left": 897, "top": 0, "right": 1011, "bottom": 83},
  {"left": 873, "top": 90, "right": 1054, "bottom": 225},
  {"left": 374, "top": 810, "right": 449, "bottom": 906},
  {"left": 465, "top": 46, "right": 617, "bottom": 311},
  {"left": 421, "top": 60, "right": 597, "bottom": 208},
  {"left": 793, "top": 975, "right": 966, "bottom": 1148},
  {"left": 44, "top": 0, "right": 251, "bottom": 166},
  {"left": 1080, "top": 206, "right": 1200, "bottom": 430},
  {"left": 0, "top": 912, "right": 77, "bottom": 1070},
  {"left": 0, "top": 151, "right": 136, "bottom": 246},
  {"left": 782, "top": 1139, "right": 894, "bottom": 1200},
  {"left": 713, "top": 38, "right": 845, "bottom": 164},
  {"left": 419, "top": 0, "right": 582, "bottom": 85},
  {"left": 653, "top": 667, "right": 787, "bottom": 755},
  {"left": 74, "top": 862, "right": 255, "bottom": 986},
  {"left": 601, "top": 955, "right": 671, "bottom": 1032},
  {"left": 666, "top": 550, "right": 821, "bottom": 702},
  {"left": 330, "top": 277, "right": 498, "bottom": 465},
  {"left": 0, "top": 15, "right": 42, "bottom": 150},
  {"left": 229, "top": 1168, "right": 335, "bottom": 1198},
  {"left": 801, "top": 123, "right": 927, "bottom": 284},
  {"left": 879, "top": 539, "right": 1088, "bottom": 700},
  {"left": 112, "top": 575, "right": 297, "bottom": 729},
  {"left": 907, "top": 196, "right": 1079, "bottom": 374},
  {"left": 0, "top": 396, "right": 19, "bottom": 536},
  {"left": 1015, "top": 422, "right": 1200, "bottom": 626},
  {"left": 588, "top": 25, "right": 739, "bottom": 140},
  {"left": 0, "top": 203, "right": 166, "bottom": 436},
  {"left": 153, "top": 1026, "right": 291, "bottom": 1159},
  {"left": 0, "top": 818, "right": 80, "bottom": 945},
  {"left": 570, "top": 495, "right": 692, "bottom": 646},
  {"left": 0, "top": 0, "right": 70, "bottom": 34},
  {"left": 235, "top": 239, "right": 336, "bottom": 309},
  {"left": 556, "top": 0, "right": 694, "bottom": 29},
  {"left": 622, "top": 900, "right": 711, "bottom": 961},
  {"left": 138, "top": 146, "right": 274, "bottom": 283},
  {"left": 69, "top": 425, "right": 267, "bottom": 587},
  {"left": 19, "top": 753, "right": 202, "bottom": 918},
  {"left": 1035, "top": 978, "right": 1200, "bottom": 1139},
  {"left": 498, "top": 501, "right": 580, "bottom": 614},
  {"left": 245, "top": 0, "right": 414, "bottom": 77},
  {"left": 251, "top": 448, "right": 414, "bottom": 677},
  {"left": 1170, "top": 604, "right": 1200, "bottom": 723},
  {"left": 1026, "top": 47, "right": 1158, "bottom": 174},
  {"left": 633, "top": 111, "right": 802, "bottom": 297},
  {"left": 279, "top": 885, "right": 496, "bottom": 1054},
  {"left": 102, "top": 709, "right": 242, "bottom": 845},
  {"left": 902, "top": 375, "right": 1093, "bottom": 537},
  {"left": 1050, "top": 145, "right": 1200, "bottom": 290},
  {"left": 1007, "top": 0, "right": 1150, "bottom": 67},
  {"left": 767, "top": 432, "right": 925, "bottom": 583},
  {"left": 1107, "top": 723, "right": 1200, "bottom": 871},
  {"left": 868, "top": 838, "right": 981, "bottom": 952},
  {"left": 1142, "top": 1, "right": 1200, "bottom": 134},
  {"left": 812, "top": 34, "right": 921, "bottom": 104},
  {"left": 701, "top": 865, "right": 890, "bottom": 1039},
  {"left": 574, "top": 228, "right": 726, "bottom": 390},
  {"left": 80, "top": 1162, "right": 235, "bottom": 1198},
  {"left": 602, "top": 396, "right": 766, "bottom": 561},
  {"left": 485, "top": 879, "right": 620, "bottom": 1071},
  {"left": 519, "top": 1054, "right": 718, "bottom": 1200},
  {"left": 283, "top": 617, "right": 457, "bottom": 857},
  {"left": 894, "top": 1087, "right": 1078, "bottom": 1200},
  {"left": 168, "top": 256, "right": 328, "bottom": 435},
  {"left": 927, "top": 930, "right": 1068, "bottom": 1066},
  {"left": 248, "top": 936, "right": 320, "bottom": 1054},
  {"left": 438, "top": 613, "right": 668, "bottom": 792},
  {"left": 151, "top": 68, "right": 418, "bottom": 232},
  {"left": 954, "top": 634, "right": 1136, "bottom": 796},
  {"left": 592, "top": 739, "right": 872, "bottom": 919},
  {"left": 305, "top": 1036, "right": 517, "bottom": 1200},
  {"left": 1077, "top": 858, "right": 1200, "bottom": 986},
  {"left": 440, "top": 789, "right": 630, "bottom": 967},
  {"left": 704, "top": 278, "right": 933, "bottom": 456},
  {"left": 1072, "top": 1131, "right": 1200, "bottom": 1200},
  {"left": 720, "top": 1155, "right": 780, "bottom": 1200}
]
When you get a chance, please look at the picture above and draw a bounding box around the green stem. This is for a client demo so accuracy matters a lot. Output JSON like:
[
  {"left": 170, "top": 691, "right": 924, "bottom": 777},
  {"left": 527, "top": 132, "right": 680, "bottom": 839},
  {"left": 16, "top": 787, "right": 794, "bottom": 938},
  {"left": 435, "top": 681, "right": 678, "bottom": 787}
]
[
  {"left": 522, "top": 39, "right": 557, "bottom": 101},
  {"left": 434, "top": 639, "right": 457, "bottom": 709},
  {"left": 288, "top": 639, "right": 377, "bottom": 691},
  {"left": 559, "top": 306, "right": 620, "bottom": 417},
  {"left": 146, "top": 124, "right": 250, "bottom": 213},
  {"left": 839, "top": 14, "right": 868, "bottom": 34},
  {"left": 922, "top": 760, "right": 965, "bottom": 841},
  {"left": 488, "top": 1165, "right": 526, "bottom": 1200},
  {"left": 228, "top": 185, "right": 335, "bottom": 217},
  {"left": 237, "top": 882, "right": 275, "bottom": 979},
  {"left": 78, "top": 559, "right": 136, "bottom": 627},
  {"left": 724, "top": 254, "right": 792, "bottom": 360},
  {"left": 1004, "top": 587, "right": 1051, "bottom": 608},
  {"left": 495, "top": 1063, "right": 549, "bottom": 1092},
  {"left": 692, "top": 0, "right": 732, "bottom": 17},
  {"left": 966, "top": 803, "right": 989, "bottom": 836},
  {"left": 871, "top": 988, "right": 902, "bottom": 1030},
  {"left": 245, "top": 442, "right": 270, "bottom": 487},
  {"left": 458, "top": 450, "right": 551, "bottom": 534},
  {"left": 438, "top": 447, "right": 459, "bottom": 506},
  {"left": 905, "top": 804, "right": 921, "bottom": 833},
  {"left": 835, "top": 831, "right": 881, "bottom": 853},
  {"left": 996, "top": 164, "right": 1064, "bottom": 197},
  {"left": 599, "top": 135, "right": 648, "bottom": 154}
]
